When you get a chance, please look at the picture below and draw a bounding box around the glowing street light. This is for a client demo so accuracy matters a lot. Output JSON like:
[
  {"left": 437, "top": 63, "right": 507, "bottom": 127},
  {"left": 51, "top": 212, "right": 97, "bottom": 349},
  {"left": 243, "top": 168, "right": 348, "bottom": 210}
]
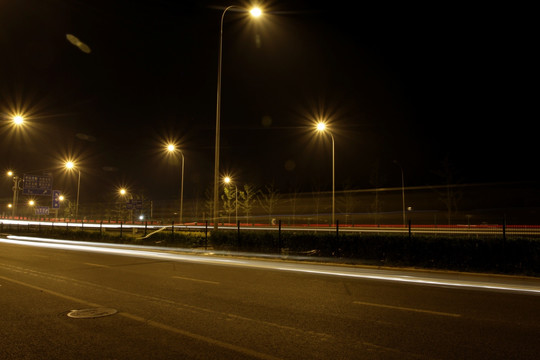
[
  {"left": 316, "top": 121, "right": 336, "bottom": 226},
  {"left": 213, "top": 5, "right": 263, "bottom": 230},
  {"left": 65, "top": 161, "right": 81, "bottom": 219},
  {"left": 12, "top": 115, "right": 24, "bottom": 125},
  {"left": 166, "top": 143, "right": 185, "bottom": 224}
]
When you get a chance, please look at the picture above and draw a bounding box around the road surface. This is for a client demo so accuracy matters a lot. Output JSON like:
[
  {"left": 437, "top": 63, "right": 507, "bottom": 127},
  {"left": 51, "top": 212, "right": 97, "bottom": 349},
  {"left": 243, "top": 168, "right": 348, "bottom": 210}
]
[{"left": 1, "top": 235, "right": 540, "bottom": 359}]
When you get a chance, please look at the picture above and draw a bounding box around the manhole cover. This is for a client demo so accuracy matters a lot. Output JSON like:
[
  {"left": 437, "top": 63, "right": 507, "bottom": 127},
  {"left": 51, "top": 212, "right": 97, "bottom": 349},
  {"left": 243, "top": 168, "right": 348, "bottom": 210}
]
[{"left": 67, "top": 308, "right": 117, "bottom": 319}]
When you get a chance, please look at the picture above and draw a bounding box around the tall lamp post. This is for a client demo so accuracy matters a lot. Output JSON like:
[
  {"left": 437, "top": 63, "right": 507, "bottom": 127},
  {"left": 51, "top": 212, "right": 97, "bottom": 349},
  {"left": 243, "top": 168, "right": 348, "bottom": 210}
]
[
  {"left": 316, "top": 122, "right": 335, "bottom": 226},
  {"left": 213, "top": 6, "right": 262, "bottom": 230},
  {"left": 65, "top": 161, "right": 81, "bottom": 219},
  {"left": 166, "top": 144, "right": 184, "bottom": 224},
  {"left": 393, "top": 160, "right": 406, "bottom": 226}
]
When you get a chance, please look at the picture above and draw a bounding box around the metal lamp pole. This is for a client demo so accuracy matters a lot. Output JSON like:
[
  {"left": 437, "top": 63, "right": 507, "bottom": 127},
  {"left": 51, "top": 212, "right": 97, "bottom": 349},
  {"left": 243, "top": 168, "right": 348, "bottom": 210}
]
[
  {"left": 180, "top": 151, "right": 184, "bottom": 224},
  {"left": 213, "top": 5, "right": 261, "bottom": 230}
]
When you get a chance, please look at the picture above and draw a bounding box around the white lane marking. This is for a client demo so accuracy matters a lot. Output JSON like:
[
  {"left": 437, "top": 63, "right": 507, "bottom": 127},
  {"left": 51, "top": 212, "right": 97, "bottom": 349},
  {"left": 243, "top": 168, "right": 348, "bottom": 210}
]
[
  {"left": 172, "top": 276, "right": 219, "bottom": 285},
  {"left": 353, "top": 301, "right": 462, "bottom": 317}
]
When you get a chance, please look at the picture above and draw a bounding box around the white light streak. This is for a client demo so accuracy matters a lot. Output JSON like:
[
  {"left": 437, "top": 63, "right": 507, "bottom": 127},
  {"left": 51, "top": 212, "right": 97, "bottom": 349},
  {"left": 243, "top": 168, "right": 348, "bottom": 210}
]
[{"left": 1, "top": 235, "right": 540, "bottom": 295}]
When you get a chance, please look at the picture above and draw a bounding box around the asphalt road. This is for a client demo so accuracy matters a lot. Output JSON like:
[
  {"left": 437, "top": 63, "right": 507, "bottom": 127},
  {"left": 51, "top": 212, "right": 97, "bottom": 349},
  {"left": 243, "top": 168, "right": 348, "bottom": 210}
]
[{"left": 1, "top": 236, "right": 540, "bottom": 359}]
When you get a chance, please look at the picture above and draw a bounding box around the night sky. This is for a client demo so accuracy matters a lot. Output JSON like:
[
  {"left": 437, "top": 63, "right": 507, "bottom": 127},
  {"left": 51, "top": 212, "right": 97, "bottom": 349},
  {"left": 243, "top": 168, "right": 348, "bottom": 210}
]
[{"left": 1, "top": 0, "right": 536, "bottom": 204}]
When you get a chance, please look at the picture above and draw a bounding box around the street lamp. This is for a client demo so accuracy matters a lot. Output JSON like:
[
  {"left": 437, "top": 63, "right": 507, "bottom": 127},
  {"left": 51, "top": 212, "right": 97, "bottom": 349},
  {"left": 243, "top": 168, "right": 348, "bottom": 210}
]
[
  {"left": 393, "top": 160, "right": 406, "bottom": 226},
  {"left": 213, "top": 5, "right": 262, "bottom": 230},
  {"left": 316, "top": 121, "right": 335, "bottom": 226},
  {"left": 223, "top": 176, "right": 238, "bottom": 224},
  {"left": 65, "top": 161, "right": 81, "bottom": 219},
  {"left": 166, "top": 143, "right": 185, "bottom": 224},
  {"left": 13, "top": 115, "right": 24, "bottom": 125}
]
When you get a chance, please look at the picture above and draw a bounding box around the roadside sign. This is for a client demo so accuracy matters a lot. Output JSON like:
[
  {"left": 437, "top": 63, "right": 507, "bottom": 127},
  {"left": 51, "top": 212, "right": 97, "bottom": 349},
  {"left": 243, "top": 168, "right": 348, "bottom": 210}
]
[
  {"left": 22, "top": 174, "right": 53, "bottom": 196},
  {"left": 35, "top": 206, "right": 49, "bottom": 215}
]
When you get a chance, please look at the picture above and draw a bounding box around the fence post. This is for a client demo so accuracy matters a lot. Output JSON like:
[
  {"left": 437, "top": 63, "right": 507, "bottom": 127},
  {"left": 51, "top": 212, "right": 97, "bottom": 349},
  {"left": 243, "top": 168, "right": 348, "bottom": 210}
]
[
  {"left": 144, "top": 221, "right": 147, "bottom": 237},
  {"left": 171, "top": 221, "right": 174, "bottom": 240},
  {"left": 336, "top": 219, "right": 339, "bottom": 239},
  {"left": 120, "top": 221, "right": 123, "bottom": 238},
  {"left": 408, "top": 219, "right": 412, "bottom": 240},
  {"left": 100, "top": 221, "right": 103, "bottom": 238}
]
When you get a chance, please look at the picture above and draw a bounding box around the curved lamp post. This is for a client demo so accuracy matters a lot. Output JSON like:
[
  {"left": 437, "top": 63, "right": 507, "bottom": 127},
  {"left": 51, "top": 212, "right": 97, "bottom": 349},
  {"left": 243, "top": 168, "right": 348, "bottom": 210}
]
[
  {"left": 166, "top": 144, "right": 185, "bottom": 224},
  {"left": 316, "top": 122, "right": 335, "bottom": 226},
  {"left": 213, "top": 5, "right": 262, "bottom": 230}
]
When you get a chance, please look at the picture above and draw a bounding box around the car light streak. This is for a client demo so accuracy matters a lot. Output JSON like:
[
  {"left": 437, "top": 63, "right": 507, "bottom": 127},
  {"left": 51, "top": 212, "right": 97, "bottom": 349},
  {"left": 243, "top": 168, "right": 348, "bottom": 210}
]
[
  {"left": 0, "top": 219, "right": 155, "bottom": 229},
  {"left": 2, "top": 235, "right": 540, "bottom": 295}
]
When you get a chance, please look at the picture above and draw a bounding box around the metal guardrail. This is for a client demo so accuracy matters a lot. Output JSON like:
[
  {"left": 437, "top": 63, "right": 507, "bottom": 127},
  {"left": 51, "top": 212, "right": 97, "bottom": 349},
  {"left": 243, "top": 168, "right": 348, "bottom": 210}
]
[{"left": 2, "top": 218, "right": 540, "bottom": 239}]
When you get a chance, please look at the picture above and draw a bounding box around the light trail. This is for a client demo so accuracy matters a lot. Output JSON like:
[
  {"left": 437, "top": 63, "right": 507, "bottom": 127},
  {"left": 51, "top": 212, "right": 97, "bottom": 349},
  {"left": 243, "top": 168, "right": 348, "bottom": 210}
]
[{"left": 2, "top": 235, "right": 540, "bottom": 295}]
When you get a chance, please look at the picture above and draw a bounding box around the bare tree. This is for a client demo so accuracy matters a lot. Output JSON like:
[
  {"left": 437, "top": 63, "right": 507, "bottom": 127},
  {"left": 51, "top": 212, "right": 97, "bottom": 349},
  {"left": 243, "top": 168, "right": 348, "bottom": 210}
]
[
  {"left": 257, "top": 183, "right": 281, "bottom": 224},
  {"left": 221, "top": 185, "right": 235, "bottom": 223},
  {"left": 238, "top": 183, "right": 257, "bottom": 224}
]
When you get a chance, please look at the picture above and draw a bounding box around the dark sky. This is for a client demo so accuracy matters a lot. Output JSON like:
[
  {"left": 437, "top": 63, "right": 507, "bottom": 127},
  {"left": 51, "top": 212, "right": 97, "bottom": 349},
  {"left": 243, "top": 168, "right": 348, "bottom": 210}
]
[{"left": 0, "top": 0, "right": 536, "bottom": 204}]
